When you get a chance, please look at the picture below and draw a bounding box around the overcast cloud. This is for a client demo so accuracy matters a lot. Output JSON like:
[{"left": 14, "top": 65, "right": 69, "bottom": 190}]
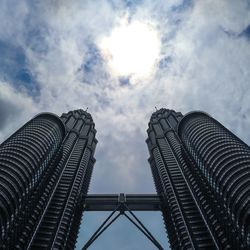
[{"left": 0, "top": 0, "right": 250, "bottom": 249}]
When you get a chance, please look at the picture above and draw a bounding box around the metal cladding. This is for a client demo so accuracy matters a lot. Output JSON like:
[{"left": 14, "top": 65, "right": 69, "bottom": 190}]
[
  {"left": 0, "top": 110, "right": 97, "bottom": 249},
  {"left": 178, "top": 111, "right": 250, "bottom": 247},
  {"left": 147, "top": 108, "right": 250, "bottom": 249},
  {"left": 1, "top": 107, "right": 250, "bottom": 249},
  {"left": 146, "top": 109, "right": 217, "bottom": 249},
  {"left": 0, "top": 113, "right": 65, "bottom": 246}
]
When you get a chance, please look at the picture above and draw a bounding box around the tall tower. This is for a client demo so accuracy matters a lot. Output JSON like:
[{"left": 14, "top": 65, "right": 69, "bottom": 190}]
[
  {"left": 0, "top": 109, "right": 97, "bottom": 249},
  {"left": 146, "top": 108, "right": 250, "bottom": 249},
  {"left": 1, "top": 107, "right": 250, "bottom": 249},
  {"left": 178, "top": 111, "right": 250, "bottom": 248}
]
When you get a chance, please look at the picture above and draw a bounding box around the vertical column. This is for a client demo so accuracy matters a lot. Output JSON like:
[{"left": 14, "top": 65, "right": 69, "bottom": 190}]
[
  {"left": 178, "top": 111, "right": 250, "bottom": 248},
  {"left": 0, "top": 113, "right": 65, "bottom": 247},
  {"left": 30, "top": 110, "right": 97, "bottom": 250},
  {"left": 146, "top": 109, "right": 217, "bottom": 249}
]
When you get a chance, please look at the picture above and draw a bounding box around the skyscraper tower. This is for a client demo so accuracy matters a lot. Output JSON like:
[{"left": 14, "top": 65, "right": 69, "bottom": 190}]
[
  {"left": 146, "top": 108, "right": 250, "bottom": 249},
  {"left": 178, "top": 111, "right": 250, "bottom": 247},
  {"left": 0, "top": 109, "right": 97, "bottom": 249},
  {"left": 1, "top": 107, "right": 250, "bottom": 249}
]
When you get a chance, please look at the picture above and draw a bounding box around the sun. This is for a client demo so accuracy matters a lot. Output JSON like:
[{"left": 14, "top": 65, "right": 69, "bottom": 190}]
[{"left": 99, "top": 19, "right": 160, "bottom": 81}]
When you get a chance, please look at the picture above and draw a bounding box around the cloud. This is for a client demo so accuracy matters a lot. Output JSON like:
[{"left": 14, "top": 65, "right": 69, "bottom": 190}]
[
  {"left": 0, "top": 81, "right": 37, "bottom": 141},
  {"left": 161, "top": 0, "right": 250, "bottom": 138},
  {"left": 0, "top": 41, "right": 39, "bottom": 96},
  {"left": 240, "top": 24, "right": 250, "bottom": 39}
]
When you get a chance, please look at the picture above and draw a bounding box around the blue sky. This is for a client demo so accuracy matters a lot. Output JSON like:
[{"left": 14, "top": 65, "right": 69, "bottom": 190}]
[{"left": 0, "top": 0, "right": 250, "bottom": 249}]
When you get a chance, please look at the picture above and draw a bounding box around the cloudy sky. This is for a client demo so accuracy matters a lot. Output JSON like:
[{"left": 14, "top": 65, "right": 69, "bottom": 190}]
[{"left": 0, "top": 0, "right": 250, "bottom": 249}]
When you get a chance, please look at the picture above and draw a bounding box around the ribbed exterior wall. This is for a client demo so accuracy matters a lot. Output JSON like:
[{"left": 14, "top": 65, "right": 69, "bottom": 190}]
[
  {"left": 0, "top": 113, "right": 65, "bottom": 248},
  {"left": 177, "top": 137, "right": 234, "bottom": 249},
  {"left": 146, "top": 109, "right": 216, "bottom": 249},
  {"left": 29, "top": 109, "right": 97, "bottom": 250},
  {"left": 178, "top": 111, "right": 250, "bottom": 247}
]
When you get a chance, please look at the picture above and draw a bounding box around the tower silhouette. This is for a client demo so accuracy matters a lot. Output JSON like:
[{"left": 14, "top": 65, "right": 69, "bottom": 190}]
[
  {"left": 0, "top": 110, "right": 97, "bottom": 249},
  {"left": 0, "top": 108, "right": 250, "bottom": 249},
  {"left": 146, "top": 108, "right": 250, "bottom": 249}
]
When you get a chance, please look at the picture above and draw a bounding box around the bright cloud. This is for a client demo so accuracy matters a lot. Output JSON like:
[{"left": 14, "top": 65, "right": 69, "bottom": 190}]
[{"left": 99, "top": 17, "right": 161, "bottom": 82}]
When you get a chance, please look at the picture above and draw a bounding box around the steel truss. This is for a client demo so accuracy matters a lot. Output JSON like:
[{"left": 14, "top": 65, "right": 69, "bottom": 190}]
[{"left": 82, "top": 193, "right": 164, "bottom": 249}]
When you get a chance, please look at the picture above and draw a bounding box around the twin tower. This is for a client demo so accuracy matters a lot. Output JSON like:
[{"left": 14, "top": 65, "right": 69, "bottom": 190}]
[{"left": 0, "top": 108, "right": 250, "bottom": 249}]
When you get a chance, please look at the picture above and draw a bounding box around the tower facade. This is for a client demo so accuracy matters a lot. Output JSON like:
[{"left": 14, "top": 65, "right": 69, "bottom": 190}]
[
  {"left": 178, "top": 112, "right": 250, "bottom": 247},
  {"left": 1, "top": 107, "right": 250, "bottom": 249},
  {"left": 146, "top": 108, "right": 250, "bottom": 249},
  {"left": 0, "top": 110, "right": 97, "bottom": 249}
]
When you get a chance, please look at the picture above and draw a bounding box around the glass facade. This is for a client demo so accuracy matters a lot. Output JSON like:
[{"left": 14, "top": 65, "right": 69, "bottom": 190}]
[
  {"left": 178, "top": 111, "right": 250, "bottom": 248},
  {"left": 1, "top": 107, "right": 249, "bottom": 249},
  {"left": 0, "top": 110, "right": 97, "bottom": 249},
  {"left": 147, "top": 109, "right": 250, "bottom": 249}
]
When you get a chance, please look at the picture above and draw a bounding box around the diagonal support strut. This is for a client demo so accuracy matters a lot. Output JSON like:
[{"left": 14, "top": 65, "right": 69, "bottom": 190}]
[
  {"left": 82, "top": 198, "right": 164, "bottom": 249},
  {"left": 124, "top": 204, "right": 164, "bottom": 250},
  {"left": 82, "top": 205, "right": 122, "bottom": 250}
]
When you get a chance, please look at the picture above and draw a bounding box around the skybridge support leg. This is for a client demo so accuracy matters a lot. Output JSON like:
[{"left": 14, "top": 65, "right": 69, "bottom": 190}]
[{"left": 82, "top": 194, "right": 164, "bottom": 250}]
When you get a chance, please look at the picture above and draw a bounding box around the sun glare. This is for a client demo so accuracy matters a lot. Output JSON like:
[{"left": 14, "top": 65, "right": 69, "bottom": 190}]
[{"left": 99, "top": 20, "right": 160, "bottom": 81}]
